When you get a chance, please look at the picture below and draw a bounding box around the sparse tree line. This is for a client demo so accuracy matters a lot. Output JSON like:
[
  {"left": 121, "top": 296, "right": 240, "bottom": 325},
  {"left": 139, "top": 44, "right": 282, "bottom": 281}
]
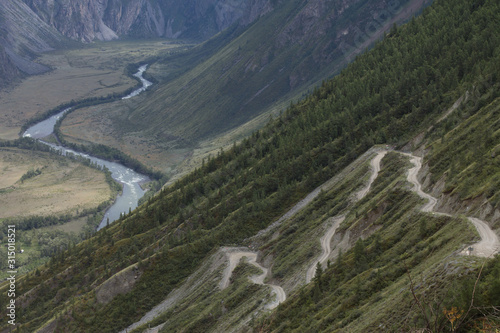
[
  {"left": 0, "top": 198, "right": 111, "bottom": 232},
  {"left": 19, "top": 167, "right": 43, "bottom": 183},
  {"left": 0, "top": 137, "right": 122, "bottom": 195},
  {"left": 53, "top": 117, "right": 164, "bottom": 181},
  {"left": 16, "top": 62, "right": 164, "bottom": 180}
]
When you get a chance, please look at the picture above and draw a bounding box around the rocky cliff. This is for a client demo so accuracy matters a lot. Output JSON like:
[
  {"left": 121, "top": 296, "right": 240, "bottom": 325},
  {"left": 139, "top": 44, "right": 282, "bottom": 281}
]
[{"left": 20, "top": 0, "right": 271, "bottom": 42}]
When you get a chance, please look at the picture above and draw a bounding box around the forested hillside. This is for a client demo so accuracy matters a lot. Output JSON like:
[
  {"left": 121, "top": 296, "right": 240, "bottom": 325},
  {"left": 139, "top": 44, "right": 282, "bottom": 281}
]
[
  {"left": 58, "top": 0, "right": 428, "bottom": 176},
  {"left": 2, "top": 0, "right": 499, "bottom": 331}
]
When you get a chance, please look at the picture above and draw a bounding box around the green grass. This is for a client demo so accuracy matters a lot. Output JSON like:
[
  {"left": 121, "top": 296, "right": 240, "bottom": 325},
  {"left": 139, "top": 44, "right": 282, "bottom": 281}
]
[
  {"left": 129, "top": 261, "right": 268, "bottom": 333},
  {"left": 425, "top": 95, "right": 500, "bottom": 217},
  {"left": 58, "top": 0, "right": 421, "bottom": 179},
  {"left": 257, "top": 153, "right": 478, "bottom": 332}
]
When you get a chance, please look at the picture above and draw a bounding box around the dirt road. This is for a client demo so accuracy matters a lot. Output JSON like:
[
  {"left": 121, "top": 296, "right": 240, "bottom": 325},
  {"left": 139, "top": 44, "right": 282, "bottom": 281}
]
[
  {"left": 220, "top": 249, "right": 286, "bottom": 309},
  {"left": 307, "top": 150, "right": 387, "bottom": 283},
  {"left": 463, "top": 217, "right": 500, "bottom": 257},
  {"left": 306, "top": 216, "right": 345, "bottom": 283},
  {"left": 357, "top": 150, "right": 387, "bottom": 200},
  {"left": 403, "top": 154, "right": 438, "bottom": 213},
  {"left": 403, "top": 153, "right": 499, "bottom": 258}
]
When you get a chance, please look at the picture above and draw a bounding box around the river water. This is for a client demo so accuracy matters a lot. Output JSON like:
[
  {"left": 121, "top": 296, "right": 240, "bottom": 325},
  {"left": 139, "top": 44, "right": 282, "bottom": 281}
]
[{"left": 23, "top": 65, "right": 152, "bottom": 230}]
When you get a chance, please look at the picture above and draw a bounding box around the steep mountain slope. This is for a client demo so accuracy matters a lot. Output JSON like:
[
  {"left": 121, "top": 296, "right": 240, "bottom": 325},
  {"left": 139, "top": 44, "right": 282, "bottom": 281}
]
[
  {"left": 0, "top": 0, "right": 62, "bottom": 86},
  {"left": 2, "top": 0, "right": 499, "bottom": 331},
  {"left": 59, "top": 0, "right": 430, "bottom": 177},
  {"left": 0, "top": 45, "right": 20, "bottom": 89},
  {"left": 136, "top": 0, "right": 426, "bottom": 141},
  {"left": 21, "top": 0, "right": 271, "bottom": 42}
]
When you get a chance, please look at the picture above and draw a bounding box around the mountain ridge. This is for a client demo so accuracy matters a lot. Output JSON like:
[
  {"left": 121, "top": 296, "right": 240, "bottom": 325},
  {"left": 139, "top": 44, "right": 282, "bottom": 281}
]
[
  {"left": 20, "top": 0, "right": 273, "bottom": 42},
  {"left": 58, "top": 0, "right": 428, "bottom": 180}
]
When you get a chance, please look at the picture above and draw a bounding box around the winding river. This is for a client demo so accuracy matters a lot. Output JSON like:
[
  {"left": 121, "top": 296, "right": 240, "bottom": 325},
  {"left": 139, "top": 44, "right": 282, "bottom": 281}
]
[{"left": 23, "top": 65, "right": 152, "bottom": 230}]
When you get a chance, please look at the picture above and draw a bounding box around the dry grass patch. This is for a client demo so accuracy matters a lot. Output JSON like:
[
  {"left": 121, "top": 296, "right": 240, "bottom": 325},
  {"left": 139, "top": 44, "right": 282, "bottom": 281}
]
[{"left": 0, "top": 147, "right": 113, "bottom": 218}]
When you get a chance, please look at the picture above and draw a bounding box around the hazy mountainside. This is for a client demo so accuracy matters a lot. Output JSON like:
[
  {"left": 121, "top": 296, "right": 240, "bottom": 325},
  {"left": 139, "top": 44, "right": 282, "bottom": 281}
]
[
  {"left": 4, "top": 0, "right": 500, "bottom": 331},
  {"left": 0, "top": 45, "right": 19, "bottom": 89},
  {"left": 21, "top": 0, "right": 271, "bottom": 42},
  {"left": 58, "top": 0, "right": 429, "bottom": 175},
  {"left": 0, "top": 0, "right": 270, "bottom": 86},
  {"left": 0, "top": 0, "right": 62, "bottom": 87}
]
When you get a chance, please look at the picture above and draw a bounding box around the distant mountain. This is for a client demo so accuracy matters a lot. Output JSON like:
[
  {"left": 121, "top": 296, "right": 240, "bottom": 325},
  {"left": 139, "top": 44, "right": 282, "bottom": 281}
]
[
  {"left": 0, "top": 0, "right": 270, "bottom": 88},
  {"left": 0, "top": 0, "right": 62, "bottom": 87},
  {"left": 21, "top": 0, "right": 271, "bottom": 42}
]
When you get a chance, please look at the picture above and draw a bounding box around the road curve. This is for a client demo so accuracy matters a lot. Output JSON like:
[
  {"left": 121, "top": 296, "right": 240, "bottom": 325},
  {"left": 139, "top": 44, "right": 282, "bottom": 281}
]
[
  {"left": 403, "top": 152, "right": 500, "bottom": 258},
  {"left": 465, "top": 218, "right": 500, "bottom": 257},
  {"left": 307, "top": 150, "right": 387, "bottom": 283},
  {"left": 357, "top": 150, "right": 387, "bottom": 200},
  {"left": 220, "top": 248, "right": 286, "bottom": 309},
  {"left": 402, "top": 153, "right": 438, "bottom": 213},
  {"left": 306, "top": 216, "right": 345, "bottom": 283}
]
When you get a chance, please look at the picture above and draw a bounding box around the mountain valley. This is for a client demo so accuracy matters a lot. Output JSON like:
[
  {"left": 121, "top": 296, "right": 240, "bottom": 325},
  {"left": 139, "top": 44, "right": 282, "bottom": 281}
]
[{"left": 0, "top": 0, "right": 499, "bottom": 332}]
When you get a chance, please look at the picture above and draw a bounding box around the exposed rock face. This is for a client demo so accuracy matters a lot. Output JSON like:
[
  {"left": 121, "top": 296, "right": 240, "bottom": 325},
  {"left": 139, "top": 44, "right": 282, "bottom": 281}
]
[
  {"left": 20, "top": 0, "right": 272, "bottom": 42},
  {"left": 0, "top": 0, "right": 272, "bottom": 88},
  {"left": 23, "top": 0, "right": 123, "bottom": 42}
]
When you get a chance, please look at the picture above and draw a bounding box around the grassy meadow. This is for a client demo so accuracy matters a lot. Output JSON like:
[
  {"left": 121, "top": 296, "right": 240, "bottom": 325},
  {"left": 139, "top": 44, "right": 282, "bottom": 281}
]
[
  {"left": 0, "top": 147, "right": 113, "bottom": 219},
  {"left": 0, "top": 147, "right": 118, "bottom": 279}
]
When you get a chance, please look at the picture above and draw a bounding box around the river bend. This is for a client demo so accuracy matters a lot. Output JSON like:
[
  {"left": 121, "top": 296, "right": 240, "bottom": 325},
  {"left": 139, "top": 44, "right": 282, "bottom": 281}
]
[{"left": 23, "top": 65, "right": 152, "bottom": 230}]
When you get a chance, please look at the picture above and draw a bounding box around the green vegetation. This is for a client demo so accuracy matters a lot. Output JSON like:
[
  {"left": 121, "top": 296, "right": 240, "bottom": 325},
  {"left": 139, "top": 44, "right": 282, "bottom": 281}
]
[
  {"left": 58, "top": 0, "right": 421, "bottom": 176},
  {"left": 132, "top": 0, "right": 418, "bottom": 144},
  {"left": 254, "top": 152, "right": 476, "bottom": 332},
  {"left": 133, "top": 261, "right": 268, "bottom": 333},
  {"left": 19, "top": 167, "right": 42, "bottom": 183},
  {"left": 2, "top": 0, "right": 500, "bottom": 331},
  {"left": 0, "top": 229, "right": 81, "bottom": 280},
  {"left": 40, "top": 64, "right": 166, "bottom": 181},
  {"left": 426, "top": 95, "right": 500, "bottom": 213},
  {"left": 0, "top": 145, "right": 118, "bottom": 279}
]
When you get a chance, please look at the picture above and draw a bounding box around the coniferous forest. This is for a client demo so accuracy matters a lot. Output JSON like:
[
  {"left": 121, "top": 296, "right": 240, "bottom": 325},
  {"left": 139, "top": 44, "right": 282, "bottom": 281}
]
[{"left": 1, "top": 0, "right": 500, "bottom": 331}]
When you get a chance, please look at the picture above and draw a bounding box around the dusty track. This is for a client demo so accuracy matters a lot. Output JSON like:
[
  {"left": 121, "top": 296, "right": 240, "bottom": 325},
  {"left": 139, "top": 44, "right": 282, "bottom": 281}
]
[
  {"left": 357, "top": 151, "right": 387, "bottom": 200},
  {"left": 306, "top": 150, "right": 387, "bottom": 283},
  {"left": 305, "top": 216, "right": 345, "bottom": 283},
  {"left": 307, "top": 149, "right": 499, "bottom": 285},
  {"left": 220, "top": 248, "right": 286, "bottom": 309},
  {"left": 124, "top": 148, "right": 498, "bottom": 332},
  {"left": 403, "top": 153, "right": 500, "bottom": 258},
  {"left": 402, "top": 153, "right": 438, "bottom": 213}
]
